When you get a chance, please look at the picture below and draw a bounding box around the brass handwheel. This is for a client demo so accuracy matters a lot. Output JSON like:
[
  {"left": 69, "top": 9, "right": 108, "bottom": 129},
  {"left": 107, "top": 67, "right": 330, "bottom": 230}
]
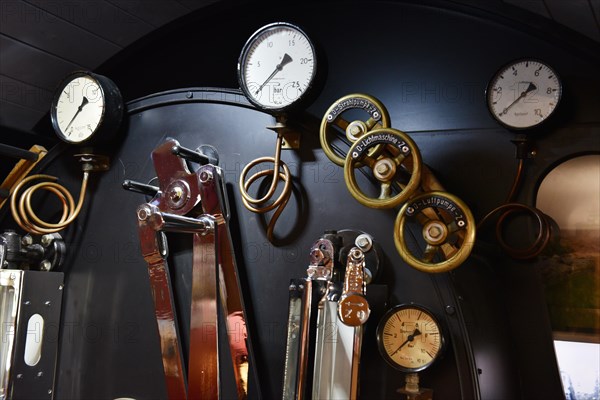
[
  {"left": 394, "top": 191, "right": 476, "bottom": 273},
  {"left": 320, "top": 93, "right": 391, "bottom": 166},
  {"left": 344, "top": 128, "right": 422, "bottom": 209}
]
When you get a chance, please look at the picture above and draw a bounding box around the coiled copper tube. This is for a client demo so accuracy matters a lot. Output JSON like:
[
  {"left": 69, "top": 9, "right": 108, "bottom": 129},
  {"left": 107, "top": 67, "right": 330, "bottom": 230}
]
[
  {"left": 239, "top": 134, "right": 292, "bottom": 243},
  {"left": 478, "top": 159, "right": 553, "bottom": 259},
  {"left": 10, "top": 173, "right": 89, "bottom": 234}
]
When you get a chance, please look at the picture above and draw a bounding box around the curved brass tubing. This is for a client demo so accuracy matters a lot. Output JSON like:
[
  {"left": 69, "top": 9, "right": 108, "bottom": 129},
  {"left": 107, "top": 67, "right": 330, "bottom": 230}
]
[
  {"left": 239, "top": 134, "right": 292, "bottom": 243},
  {"left": 10, "top": 173, "right": 89, "bottom": 234}
]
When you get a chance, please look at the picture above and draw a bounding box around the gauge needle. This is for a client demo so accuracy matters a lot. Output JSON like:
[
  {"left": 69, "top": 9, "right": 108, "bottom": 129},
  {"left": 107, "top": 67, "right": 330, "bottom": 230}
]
[
  {"left": 65, "top": 96, "right": 89, "bottom": 134},
  {"left": 500, "top": 82, "right": 537, "bottom": 116},
  {"left": 390, "top": 328, "right": 422, "bottom": 357},
  {"left": 254, "top": 53, "right": 293, "bottom": 95}
]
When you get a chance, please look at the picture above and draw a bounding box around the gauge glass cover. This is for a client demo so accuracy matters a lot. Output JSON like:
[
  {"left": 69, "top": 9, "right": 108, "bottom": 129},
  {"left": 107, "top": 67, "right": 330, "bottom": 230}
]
[
  {"left": 53, "top": 74, "right": 105, "bottom": 143},
  {"left": 238, "top": 23, "right": 316, "bottom": 111},
  {"left": 487, "top": 59, "right": 562, "bottom": 129},
  {"left": 377, "top": 304, "right": 444, "bottom": 372}
]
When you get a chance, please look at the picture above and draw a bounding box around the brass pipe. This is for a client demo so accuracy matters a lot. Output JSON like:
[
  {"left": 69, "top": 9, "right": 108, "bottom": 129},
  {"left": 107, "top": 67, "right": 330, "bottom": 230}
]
[
  {"left": 10, "top": 173, "right": 89, "bottom": 234},
  {"left": 239, "top": 134, "right": 292, "bottom": 243}
]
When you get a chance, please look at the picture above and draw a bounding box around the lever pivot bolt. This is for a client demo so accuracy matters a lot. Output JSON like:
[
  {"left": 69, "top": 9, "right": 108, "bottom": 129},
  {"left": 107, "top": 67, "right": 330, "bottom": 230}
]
[{"left": 199, "top": 170, "right": 213, "bottom": 184}]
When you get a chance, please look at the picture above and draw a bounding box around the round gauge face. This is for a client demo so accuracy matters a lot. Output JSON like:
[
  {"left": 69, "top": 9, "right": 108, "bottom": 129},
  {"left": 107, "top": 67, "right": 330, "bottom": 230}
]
[
  {"left": 487, "top": 59, "right": 562, "bottom": 129},
  {"left": 377, "top": 304, "right": 444, "bottom": 373},
  {"left": 238, "top": 22, "right": 316, "bottom": 112},
  {"left": 51, "top": 73, "right": 106, "bottom": 143}
]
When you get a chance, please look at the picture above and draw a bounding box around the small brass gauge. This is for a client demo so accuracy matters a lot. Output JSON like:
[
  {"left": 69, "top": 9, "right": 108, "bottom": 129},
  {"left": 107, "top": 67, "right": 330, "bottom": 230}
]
[
  {"left": 486, "top": 59, "right": 562, "bottom": 129},
  {"left": 377, "top": 304, "right": 445, "bottom": 372},
  {"left": 51, "top": 71, "right": 124, "bottom": 144},
  {"left": 238, "top": 22, "right": 317, "bottom": 112}
]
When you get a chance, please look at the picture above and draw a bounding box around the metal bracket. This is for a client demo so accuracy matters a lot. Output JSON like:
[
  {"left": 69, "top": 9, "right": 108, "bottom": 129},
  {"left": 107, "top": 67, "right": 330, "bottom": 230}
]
[{"left": 267, "top": 121, "right": 301, "bottom": 149}]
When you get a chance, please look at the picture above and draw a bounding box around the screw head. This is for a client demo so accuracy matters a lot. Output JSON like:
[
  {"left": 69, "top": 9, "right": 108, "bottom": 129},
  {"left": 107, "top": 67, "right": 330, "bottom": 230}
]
[
  {"left": 355, "top": 234, "right": 373, "bottom": 252},
  {"left": 40, "top": 260, "right": 52, "bottom": 271},
  {"left": 21, "top": 235, "right": 33, "bottom": 246},
  {"left": 169, "top": 186, "right": 183, "bottom": 202},
  {"left": 41, "top": 235, "right": 53, "bottom": 247},
  {"left": 375, "top": 163, "right": 390, "bottom": 174},
  {"left": 199, "top": 170, "right": 213, "bottom": 184},
  {"left": 137, "top": 206, "right": 151, "bottom": 221},
  {"left": 427, "top": 225, "right": 442, "bottom": 239}
]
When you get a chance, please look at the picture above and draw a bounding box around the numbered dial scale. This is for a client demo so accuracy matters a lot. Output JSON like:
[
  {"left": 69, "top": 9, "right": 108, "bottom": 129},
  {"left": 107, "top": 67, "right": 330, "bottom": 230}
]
[
  {"left": 486, "top": 59, "right": 562, "bottom": 129},
  {"left": 377, "top": 304, "right": 445, "bottom": 372},
  {"left": 238, "top": 22, "right": 316, "bottom": 112},
  {"left": 50, "top": 71, "right": 124, "bottom": 144}
]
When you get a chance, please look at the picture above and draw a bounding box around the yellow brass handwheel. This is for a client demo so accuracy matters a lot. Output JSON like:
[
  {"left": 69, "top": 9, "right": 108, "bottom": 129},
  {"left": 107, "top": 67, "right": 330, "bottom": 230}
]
[
  {"left": 344, "top": 128, "right": 422, "bottom": 209},
  {"left": 394, "top": 191, "right": 476, "bottom": 273},
  {"left": 320, "top": 93, "right": 391, "bottom": 166}
]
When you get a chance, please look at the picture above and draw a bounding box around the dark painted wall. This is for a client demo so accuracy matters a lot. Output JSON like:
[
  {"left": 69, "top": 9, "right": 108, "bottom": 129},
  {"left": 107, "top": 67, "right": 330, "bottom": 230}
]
[{"left": 2, "top": 1, "right": 600, "bottom": 399}]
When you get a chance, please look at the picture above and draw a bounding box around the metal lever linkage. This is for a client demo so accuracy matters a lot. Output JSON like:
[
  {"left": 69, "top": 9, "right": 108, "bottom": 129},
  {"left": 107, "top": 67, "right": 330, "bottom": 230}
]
[
  {"left": 126, "top": 138, "right": 254, "bottom": 400},
  {"left": 283, "top": 234, "right": 372, "bottom": 400}
]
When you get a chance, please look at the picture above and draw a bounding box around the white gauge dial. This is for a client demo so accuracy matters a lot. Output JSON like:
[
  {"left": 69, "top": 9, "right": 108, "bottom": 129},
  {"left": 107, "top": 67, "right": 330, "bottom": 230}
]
[
  {"left": 238, "top": 22, "right": 316, "bottom": 111},
  {"left": 51, "top": 71, "right": 123, "bottom": 145},
  {"left": 54, "top": 75, "right": 105, "bottom": 143},
  {"left": 487, "top": 59, "right": 562, "bottom": 129}
]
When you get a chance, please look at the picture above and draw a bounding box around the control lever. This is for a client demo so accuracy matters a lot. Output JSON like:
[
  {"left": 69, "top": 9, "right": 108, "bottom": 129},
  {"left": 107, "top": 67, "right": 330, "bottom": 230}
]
[
  {"left": 338, "top": 248, "right": 370, "bottom": 326},
  {"left": 122, "top": 180, "right": 159, "bottom": 197},
  {"left": 283, "top": 232, "right": 376, "bottom": 400},
  {"left": 171, "top": 143, "right": 219, "bottom": 166},
  {"left": 282, "top": 238, "right": 334, "bottom": 400},
  {"left": 125, "top": 138, "right": 256, "bottom": 400}
]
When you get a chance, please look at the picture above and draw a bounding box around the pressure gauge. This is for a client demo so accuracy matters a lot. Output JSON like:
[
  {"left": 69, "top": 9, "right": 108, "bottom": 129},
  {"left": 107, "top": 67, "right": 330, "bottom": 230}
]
[
  {"left": 486, "top": 59, "right": 562, "bottom": 129},
  {"left": 51, "top": 71, "right": 124, "bottom": 144},
  {"left": 377, "top": 304, "right": 445, "bottom": 372},
  {"left": 238, "top": 22, "right": 317, "bottom": 112}
]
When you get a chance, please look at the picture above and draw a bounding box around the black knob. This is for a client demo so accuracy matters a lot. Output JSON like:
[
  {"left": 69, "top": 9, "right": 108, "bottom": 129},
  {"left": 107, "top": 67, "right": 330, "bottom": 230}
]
[
  {"left": 171, "top": 144, "right": 219, "bottom": 166},
  {"left": 122, "top": 180, "right": 159, "bottom": 197}
]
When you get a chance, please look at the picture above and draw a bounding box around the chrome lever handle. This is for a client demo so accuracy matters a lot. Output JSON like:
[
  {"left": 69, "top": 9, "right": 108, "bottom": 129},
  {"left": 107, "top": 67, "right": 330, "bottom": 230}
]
[
  {"left": 137, "top": 204, "right": 214, "bottom": 234},
  {"left": 306, "top": 238, "right": 334, "bottom": 281},
  {"left": 337, "top": 247, "right": 370, "bottom": 326}
]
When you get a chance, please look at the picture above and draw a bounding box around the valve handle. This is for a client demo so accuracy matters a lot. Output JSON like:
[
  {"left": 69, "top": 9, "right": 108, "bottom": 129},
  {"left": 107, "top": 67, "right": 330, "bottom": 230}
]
[
  {"left": 320, "top": 93, "right": 391, "bottom": 166},
  {"left": 394, "top": 191, "right": 476, "bottom": 273},
  {"left": 344, "top": 128, "right": 422, "bottom": 209}
]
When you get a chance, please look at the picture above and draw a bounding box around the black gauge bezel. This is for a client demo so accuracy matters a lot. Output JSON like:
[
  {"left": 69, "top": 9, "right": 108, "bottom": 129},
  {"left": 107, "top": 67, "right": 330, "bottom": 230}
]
[
  {"left": 485, "top": 58, "right": 562, "bottom": 130},
  {"left": 50, "top": 71, "right": 124, "bottom": 145},
  {"left": 376, "top": 303, "right": 446, "bottom": 373},
  {"left": 237, "top": 22, "right": 317, "bottom": 114}
]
